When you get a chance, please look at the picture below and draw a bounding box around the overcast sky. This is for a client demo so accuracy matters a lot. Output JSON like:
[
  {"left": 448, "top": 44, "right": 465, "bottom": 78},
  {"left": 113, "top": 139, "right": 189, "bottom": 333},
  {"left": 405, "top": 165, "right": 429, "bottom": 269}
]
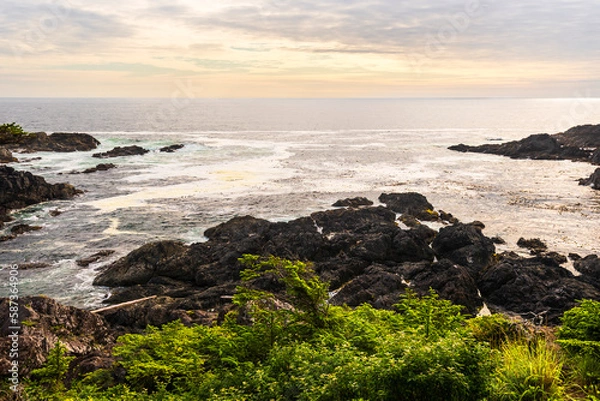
[{"left": 1, "top": 0, "right": 599, "bottom": 97}]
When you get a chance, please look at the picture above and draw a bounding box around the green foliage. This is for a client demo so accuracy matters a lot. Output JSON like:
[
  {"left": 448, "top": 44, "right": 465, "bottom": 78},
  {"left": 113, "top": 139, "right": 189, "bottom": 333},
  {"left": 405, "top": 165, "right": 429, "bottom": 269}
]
[
  {"left": 559, "top": 300, "right": 600, "bottom": 343},
  {"left": 490, "top": 339, "right": 565, "bottom": 401},
  {"left": 468, "top": 314, "right": 525, "bottom": 348},
  {"left": 394, "top": 288, "right": 465, "bottom": 339},
  {"left": 24, "top": 260, "right": 600, "bottom": 400},
  {"left": 237, "top": 254, "right": 331, "bottom": 330},
  {"left": 0, "top": 122, "right": 32, "bottom": 144}
]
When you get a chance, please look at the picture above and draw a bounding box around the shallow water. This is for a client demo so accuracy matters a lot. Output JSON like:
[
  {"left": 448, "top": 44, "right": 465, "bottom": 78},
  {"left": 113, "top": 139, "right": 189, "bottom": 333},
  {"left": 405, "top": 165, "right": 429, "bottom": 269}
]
[{"left": 0, "top": 98, "right": 599, "bottom": 308}]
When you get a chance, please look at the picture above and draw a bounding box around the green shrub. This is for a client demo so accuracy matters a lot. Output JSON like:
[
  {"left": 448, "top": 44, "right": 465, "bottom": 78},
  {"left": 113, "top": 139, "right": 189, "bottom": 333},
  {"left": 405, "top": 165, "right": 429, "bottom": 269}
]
[
  {"left": 468, "top": 314, "right": 525, "bottom": 348},
  {"left": 0, "top": 122, "right": 32, "bottom": 144}
]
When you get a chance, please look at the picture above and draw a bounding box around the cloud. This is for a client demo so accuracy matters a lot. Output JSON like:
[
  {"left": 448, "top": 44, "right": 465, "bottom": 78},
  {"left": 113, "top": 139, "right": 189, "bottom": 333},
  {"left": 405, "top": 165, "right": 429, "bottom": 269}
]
[{"left": 51, "top": 62, "right": 194, "bottom": 77}]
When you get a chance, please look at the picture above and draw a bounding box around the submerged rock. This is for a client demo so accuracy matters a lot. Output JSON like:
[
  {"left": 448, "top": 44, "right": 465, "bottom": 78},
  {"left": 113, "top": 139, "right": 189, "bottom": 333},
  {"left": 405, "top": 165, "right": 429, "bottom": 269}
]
[
  {"left": 517, "top": 237, "right": 548, "bottom": 253},
  {"left": 93, "top": 145, "right": 149, "bottom": 158},
  {"left": 159, "top": 144, "right": 185, "bottom": 153},
  {"left": 76, "top": 250, "right": 116, "bottom": 267},
  {"left": 579, "top": 168, "right": 600, "bottom": 189},
  {"left": 81, "top": 163, "right": 116, "bottom": 174}
]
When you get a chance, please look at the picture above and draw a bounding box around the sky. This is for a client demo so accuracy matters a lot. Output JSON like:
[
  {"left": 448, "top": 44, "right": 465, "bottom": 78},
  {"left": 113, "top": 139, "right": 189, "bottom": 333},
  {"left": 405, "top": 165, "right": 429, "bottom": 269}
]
[{"left": 0, "top": 0, "right": 599, "bottom": 98}]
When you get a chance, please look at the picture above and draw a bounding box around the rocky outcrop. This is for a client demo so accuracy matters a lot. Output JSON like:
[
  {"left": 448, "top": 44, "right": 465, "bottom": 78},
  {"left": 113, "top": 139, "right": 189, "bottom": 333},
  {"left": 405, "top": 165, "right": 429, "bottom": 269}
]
[
  {"left": 478, "top": 253, "right": 600, "bottom": 324},
  {"left": 76, "top": 250, "right": 116, "bottom": 267},
  {"left": 1, "top": 132, "right": 100, "bottom": 153},
  {"left": 579, "top": 168, "right": 600, "bottom": 189},
  {"left": 449, "top": 133, "right": 590, "bottom": 161},
  {"left": 0, "top": 165, "right": 82, "bottom": 228},
  {"left": 0, "top": 147, "right": 17, "bottom": 163},
  {"left": 93, "top": 145, "right": 149, "bottom": 158},
  {"left": 159, "top": 144, "right": 185, "bottom": 153},
  {"left": 379, "top": 192, "right": 438, "bottom": 221},
  {"left": 517, "top": 238, "right": 548, "bottom": 253},
  {"left": 90, "top": 192, "right": 600, "bottom": 329},
  {"left": 77, "top": 163, "right": 116, "bottom": 174},
  {"left": 332, "top": 197, "right": 374, "bottom": 208},
  {"left": 0, "top": 297, "right": 114, "bottom": 376},
  {"left": 554, "top": 124, "right": 600, "bottom": 148}
]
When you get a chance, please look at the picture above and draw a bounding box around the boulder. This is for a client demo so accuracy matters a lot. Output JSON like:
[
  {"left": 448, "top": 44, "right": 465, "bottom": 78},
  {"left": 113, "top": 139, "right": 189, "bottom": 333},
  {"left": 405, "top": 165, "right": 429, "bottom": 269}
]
[
  {"left": 579, "top": 168, "right": 600, "bottom": 189},
  {"left": 431, "top": 223, "right": 496, "bottom": 276},
  {"left": 332, "top": 197, "right": 374, "bottom": 208},
  {"left": 478, "top": 254, "right": 600, "bottom": 324},
  {"left": 0, "top": 147, "right": 17, "bottom": 163},
  {"left": 574, "top": 255, "right": 600, "bottom": 286},
  {"left": 378, "top": 192, "right": 437, "bottom": 220},
  {"left": 517, "top": 237, "right": 548, "bottom": 253},
  {"left": 80, "top": 163, "right": 116, "bottom": 174},
  {"left": 92, "top": 145, "right": 149, "bottom": 158}
]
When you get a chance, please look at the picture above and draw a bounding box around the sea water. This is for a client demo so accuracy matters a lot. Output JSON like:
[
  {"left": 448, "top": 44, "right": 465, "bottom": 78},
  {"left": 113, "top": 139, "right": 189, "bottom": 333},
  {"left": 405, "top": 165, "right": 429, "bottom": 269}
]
[{"left": 0, "top": 98, "right": 599, "bottom": 308}]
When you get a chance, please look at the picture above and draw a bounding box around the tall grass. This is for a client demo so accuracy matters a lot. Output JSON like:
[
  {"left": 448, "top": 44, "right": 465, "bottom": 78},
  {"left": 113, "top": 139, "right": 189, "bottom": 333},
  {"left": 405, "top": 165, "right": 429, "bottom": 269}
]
[{"left": 491, "top": 339, "right": 566, "bottom": 401}]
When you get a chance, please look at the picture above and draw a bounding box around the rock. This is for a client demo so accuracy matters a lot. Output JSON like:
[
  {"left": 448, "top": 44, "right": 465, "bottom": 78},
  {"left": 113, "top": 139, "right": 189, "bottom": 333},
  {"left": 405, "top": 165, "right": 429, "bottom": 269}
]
[
  {"left": 579, "top": 168, "right": 600, "bottom": 189},
  {"left": 76, "top": 250, "right": 116, "bottom": 267},
  {"left": 81, "top": 163, "right": 116, "bottom": 174},
  {"left": 554, "top": 124, "right": 600, "bottom": 148},
  {"left": 17, "top": 262, "right": 52, "bottom": 270},
  {"left": 332, "top": 197, "right": 374, "bottom": 208},
  {"left": 574, "top": 255, "right": 600, "bottom": 286},
  {"left": 1, "top": 132, "right": 100, "bottom": 153},
  {"left": 449, "top": 133, "right": 590, "bottom": 162},
  {"left": 10, "top": 224, "right": 42, "bottom": 235},
  {"left": 49, "top": 209, "right": 62, "bottom": 217},
  {"left": 92, "top": 145, "right": 149, "bottom": 158},
  {"left": 379, "top": 192, "right": 437, "bottom": 220},
  {"left": 93, "top": 241, "right": 187, "bottom": 286},
  {"left": 592, "top": 149, "right": 600, "bottom": 165},
  {"left": 0, "top": 147, "right": 17, "bottom": 163},
  {"left": 0, "top": 296, "right": 114, "bottom": 376},
  {"left": 569, "top": 253, "right": 582, "bottom": 261},
  {"left": 517, "top": 237, "right": 548, "bottom": 253},
  {"left": 491, "top": 236, "right": 506, "bottom": 245},
  {"left": 65, "top": 351, "right": 115, "bottom": 386},
  {"left": 431, "top": 222, "right": 496, "bottom": 276},
  {"left": 478, "top": 253, "right": 600, "bottom": 324},
  {"left": 159, "top": 144, "right": 185, "bottom": 153},
  {"left": 0, "top": 166, "right": 81, "bottom": 228}
]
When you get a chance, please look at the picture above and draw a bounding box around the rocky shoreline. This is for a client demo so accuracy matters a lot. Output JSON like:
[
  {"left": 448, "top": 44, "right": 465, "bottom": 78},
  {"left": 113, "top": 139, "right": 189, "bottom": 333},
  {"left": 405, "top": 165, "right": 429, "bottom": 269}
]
[
  {"left": 449, "top": 124, "right": 600, "bottom": 190},
  {"left": 1, "top": 124, "right": 599, "bottom": 385}
]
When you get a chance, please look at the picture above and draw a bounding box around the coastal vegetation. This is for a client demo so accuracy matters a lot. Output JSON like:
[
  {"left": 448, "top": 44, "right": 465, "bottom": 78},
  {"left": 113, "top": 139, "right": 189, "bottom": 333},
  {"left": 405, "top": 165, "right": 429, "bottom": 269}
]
[{"left": 15, "top": 256, "right": 600, "bottom": 401}]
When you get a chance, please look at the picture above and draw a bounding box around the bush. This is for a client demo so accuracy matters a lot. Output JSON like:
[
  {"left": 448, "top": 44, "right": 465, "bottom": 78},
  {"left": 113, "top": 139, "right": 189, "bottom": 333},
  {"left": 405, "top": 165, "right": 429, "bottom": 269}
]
[{"left": 0, "top": 122, "right": 32, "bottom": 144}]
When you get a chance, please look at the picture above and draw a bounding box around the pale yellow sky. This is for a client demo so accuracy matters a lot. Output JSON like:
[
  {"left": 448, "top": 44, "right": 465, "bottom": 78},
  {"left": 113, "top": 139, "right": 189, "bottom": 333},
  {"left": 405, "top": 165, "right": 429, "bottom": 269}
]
[{"left": 1, "top": 0, "right": 599, "bottom": 98}]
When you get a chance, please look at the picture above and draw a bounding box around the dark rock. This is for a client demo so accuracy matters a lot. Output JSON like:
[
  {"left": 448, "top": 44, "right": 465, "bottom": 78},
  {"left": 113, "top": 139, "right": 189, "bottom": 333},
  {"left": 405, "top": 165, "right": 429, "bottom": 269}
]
[
  {"left": 491, "top": 236, "right": 506, "bottom": 245},
  {"left": 517, "top": 237, "right": 548, "bottom": 253},
  {"left": 81, "top": 163, "right": 116, "bottom": 174},
  {"left": 431, "top": 222, "right": 496, "bottom": 276},
  {"left": 0, "top": 296, "right": 114, "bottom": 376},
  {"left": 579, "top": 168, "right": 600, "bottom": 189},
  {"left": 159, "top": 144, "right": 185, "bottom": 153},
  {"left": 1, "top": 132, "right": 100, "bottom": 153},
  {"left": 569, "top": 253, "right": 582, "bottom": 261},
  {"left": 591, "top": 149, "right": 600, "bottom": 165},
  {"left": 478, "top": 254, "right": 600, "bottom": 324},
  {"left": 554, "top": 124, "right": 600, "bottom": 148},
  {"left": 439, "top": 210, "right": 459, "bottom": 224},
  {"left": 49, "top": 209, "right": 62, "bottom": 217},
  {"left": 76, "top": 250, "right": 116, "bottom": 267},
  {"left": 574, "top": 255, "right": 600, "bottom": 286},
  {"left": 330, "top": 264, "right": 408, "bottom": 309},
  {"left": 93, "top": 241, "right": 187, "bottom": 286},
  {"left": 92, "top": 145, "right": 149, "bottom": 158},
  {"left": 65, "top": 351, "right": 115, "bottom": 386},
  {"left": 332, "top": 197, "right": 374, "bottom": 208},
  {"left": 10, "top": 224, "right": 42, "bottom": 235},
  {"left": 0, "top": 147, "right": 17, "bottom": 163},
  {"left": 0, "top": 166, "right": 82, "bottom": 210},
  {"left": 449, "top": 133, "right": 590, "bottom": 161},
  {"left": 379, "top": 192, "right": 437, "bottom": 220},
  {"left": 17, "top": 262, "right": 52, "bottom": 270}
]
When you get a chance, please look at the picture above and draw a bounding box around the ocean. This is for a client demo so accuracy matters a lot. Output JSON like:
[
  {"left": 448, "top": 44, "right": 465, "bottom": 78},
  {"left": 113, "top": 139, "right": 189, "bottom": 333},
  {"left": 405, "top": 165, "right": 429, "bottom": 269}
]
[{"left": 0, "top": 98, "right": 599, "bottom": 308}]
